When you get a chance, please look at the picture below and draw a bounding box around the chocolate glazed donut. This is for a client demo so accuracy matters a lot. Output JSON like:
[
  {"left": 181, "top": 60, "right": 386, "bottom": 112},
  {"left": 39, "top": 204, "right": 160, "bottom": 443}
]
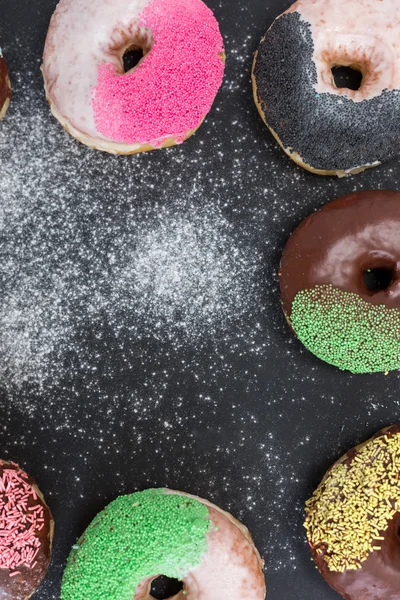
[
  {"left": 0, "top": 52, "right": 11, "bottom": 119},
  {"left": 279, "top": 190, "right": 400, "bottom": 373},
  {"left": 0, "top": 460, "right": 53, "bottom": 600},
  {"left": 305, "top": 425, "right": 400, "bottom": 600}
]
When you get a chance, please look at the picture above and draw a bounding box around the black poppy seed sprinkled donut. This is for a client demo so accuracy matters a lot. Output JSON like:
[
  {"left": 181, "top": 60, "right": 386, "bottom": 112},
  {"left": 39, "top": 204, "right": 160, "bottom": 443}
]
[
  {"left": 279, "top": 190, "right": 400, "bottom": 374},
  {"left": 305, "top": 425, "right": 400, "bottom": 600},
  {"left": 252, "top": 0, "right": 400, "bottom": 176}
]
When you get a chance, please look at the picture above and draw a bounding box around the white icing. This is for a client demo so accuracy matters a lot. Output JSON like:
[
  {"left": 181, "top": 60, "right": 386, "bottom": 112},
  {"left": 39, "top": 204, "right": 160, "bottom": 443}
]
[
  {"left": 184, "top": 505, "right": 265, "bottom": 600},
  {"left": 42, "top": 0, "right": 153, "bottom": 141},
  {"left": 285, "top": 0, "right": 400, "bottom": 101}
]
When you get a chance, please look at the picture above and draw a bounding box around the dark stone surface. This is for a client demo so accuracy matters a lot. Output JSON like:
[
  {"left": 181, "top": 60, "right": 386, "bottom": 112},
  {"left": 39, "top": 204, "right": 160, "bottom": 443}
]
[{"left": 1, "top": 1, "right": 400, "bottom": 600}]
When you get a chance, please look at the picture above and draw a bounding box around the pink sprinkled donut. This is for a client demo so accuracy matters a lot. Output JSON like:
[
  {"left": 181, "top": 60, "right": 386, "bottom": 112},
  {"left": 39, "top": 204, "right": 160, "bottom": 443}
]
[{"left": 42, "top": 0, "right": 225, "bottom": 154}]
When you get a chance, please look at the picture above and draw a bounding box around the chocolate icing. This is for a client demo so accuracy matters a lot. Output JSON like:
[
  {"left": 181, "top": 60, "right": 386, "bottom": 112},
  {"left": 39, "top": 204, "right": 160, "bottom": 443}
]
[
  {"left": 310, "top": 425, "right": 400, "bottom": 600},
  {"left": 0, "top": 56, "right": 11, "bottom": 113},
  {"left": 279, "top": 190, "right": 400, "bottom": 316},
  {"left": 0, "top": 461, "right": 53, "bottom": 600}
]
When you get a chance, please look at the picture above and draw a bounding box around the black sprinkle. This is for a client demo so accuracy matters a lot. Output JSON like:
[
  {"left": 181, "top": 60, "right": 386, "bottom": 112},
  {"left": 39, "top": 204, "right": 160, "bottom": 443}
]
[{"left": 253, "top": 12, "right": 400, "bottom": 172}]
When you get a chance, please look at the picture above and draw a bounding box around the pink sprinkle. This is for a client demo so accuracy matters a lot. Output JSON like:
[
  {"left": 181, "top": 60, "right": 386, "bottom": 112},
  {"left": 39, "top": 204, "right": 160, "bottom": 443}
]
[
  {"left": 0, "top": 465, "right": 45, "bottom": 572},
  {"left": 92, "top": 0, "right": 224, "bottom": 145}
]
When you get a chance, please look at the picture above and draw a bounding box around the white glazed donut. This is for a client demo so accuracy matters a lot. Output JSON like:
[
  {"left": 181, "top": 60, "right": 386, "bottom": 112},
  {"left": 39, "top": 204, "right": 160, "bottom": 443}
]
[
  {"left": 42, "top": 0, "right": 225, "bottom": 154},
  {"left": 252, "top": 0, "right": 400, "bottom": 176}
]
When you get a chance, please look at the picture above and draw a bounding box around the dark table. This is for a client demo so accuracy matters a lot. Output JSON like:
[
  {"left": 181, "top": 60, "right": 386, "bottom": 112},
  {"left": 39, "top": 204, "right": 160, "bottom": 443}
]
[{"left": 1, "top": 0, "right": 399, "bottom": 598}]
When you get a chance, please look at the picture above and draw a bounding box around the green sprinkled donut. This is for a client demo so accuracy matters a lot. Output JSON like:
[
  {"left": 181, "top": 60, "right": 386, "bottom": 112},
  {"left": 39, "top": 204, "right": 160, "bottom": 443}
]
[
  {"left": 61, "top": 488, "right": 266, "bottom": 600},
  {"left": 279, "top": 190, "right": 400, "bottom": 374}
]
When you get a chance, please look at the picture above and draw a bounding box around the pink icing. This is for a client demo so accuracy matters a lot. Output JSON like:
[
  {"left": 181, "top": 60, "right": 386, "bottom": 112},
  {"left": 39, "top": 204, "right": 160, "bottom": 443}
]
[{"left": 92, "top": 0, "right": 225, "bottom": 146}]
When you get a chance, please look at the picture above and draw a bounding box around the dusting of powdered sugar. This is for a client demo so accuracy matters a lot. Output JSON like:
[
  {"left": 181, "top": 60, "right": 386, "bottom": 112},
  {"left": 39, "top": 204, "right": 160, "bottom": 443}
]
[
  {"left": 103, "top": 203, "right": 260, "bottom": 340},
  {"left": 0, "top": 70, "right": 262, "bottom": 392}
]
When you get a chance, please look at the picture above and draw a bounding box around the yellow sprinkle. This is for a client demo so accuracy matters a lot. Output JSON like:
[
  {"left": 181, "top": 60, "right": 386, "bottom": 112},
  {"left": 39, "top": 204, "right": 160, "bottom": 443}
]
[{"left": 304, "top": 429, "right": 400, "bottom": 572}]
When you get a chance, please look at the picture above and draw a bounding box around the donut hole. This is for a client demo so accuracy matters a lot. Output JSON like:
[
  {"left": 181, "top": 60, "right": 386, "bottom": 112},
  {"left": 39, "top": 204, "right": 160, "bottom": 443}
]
[
  {"left": 331, "top": 66, "right": 363, "bottom": 91},
  {"left": 363, "top": 267, "right": 394, "bottom": 292},
  {"left": 123, "top": 47, "right": 146, "bottom": 73},
  {"left": 121, "top": 30, "right": 154, "bottom": 74},
  {"left": 150, "top": 576, "right": 183, "bottom": 599}
]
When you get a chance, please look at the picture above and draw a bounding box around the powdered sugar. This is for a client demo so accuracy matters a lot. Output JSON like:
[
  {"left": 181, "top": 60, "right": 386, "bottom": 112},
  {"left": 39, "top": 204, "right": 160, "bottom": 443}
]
[
  {"left": 104, "top": 203, "right": 260, "bottom": 339},
  {"left": 0, "top": 70, "right": 261, "bottom": 392}
]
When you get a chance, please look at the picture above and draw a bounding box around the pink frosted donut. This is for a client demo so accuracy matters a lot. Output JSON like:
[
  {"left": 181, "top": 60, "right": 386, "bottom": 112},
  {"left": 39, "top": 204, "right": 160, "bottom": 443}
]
[{"left": 42, "top": 0, "right": 225, "bottom": 154}]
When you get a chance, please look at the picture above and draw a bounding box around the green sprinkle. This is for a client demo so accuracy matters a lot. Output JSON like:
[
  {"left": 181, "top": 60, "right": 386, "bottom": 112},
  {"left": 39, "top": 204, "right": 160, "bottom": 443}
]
[
  {"left": 290, "top": 285, "right": 400, "bottom": 374},
  {"left": 61, "top": 489, "right": 211, "bottom": 600}
]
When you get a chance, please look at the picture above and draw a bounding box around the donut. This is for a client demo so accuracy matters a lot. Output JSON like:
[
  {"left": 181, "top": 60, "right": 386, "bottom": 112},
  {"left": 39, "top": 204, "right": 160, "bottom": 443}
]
[
  {"left": 61, "top": 488, "right": 266, "bottom": 600},
  {"left": 42, "top": 0, "right": 225, "bottom": 154},
  {"left": 0, "top": 460, "right": 53, "bottom": 599},
  {"left": 279, "top": 190, "right": 400, "bottom": 374},
  {"left": 252, "top": 0, "right": 400, "bottom": 176},
  {"left": 304, "top": 425, "right": 400, "bottom": 600},
  {"left": 0, "top": 51, "right": 11, "bottom": 120}
]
